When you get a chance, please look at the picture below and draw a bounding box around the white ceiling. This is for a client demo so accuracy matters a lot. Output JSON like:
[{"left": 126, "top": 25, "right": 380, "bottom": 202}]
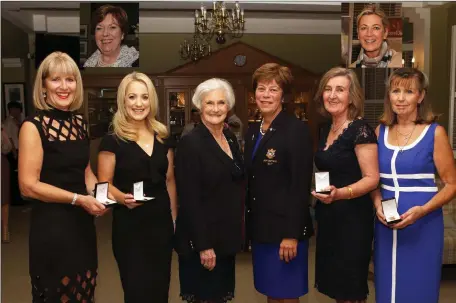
[{"left": 0, "top": 1, "right": 447, "bottom": 35}]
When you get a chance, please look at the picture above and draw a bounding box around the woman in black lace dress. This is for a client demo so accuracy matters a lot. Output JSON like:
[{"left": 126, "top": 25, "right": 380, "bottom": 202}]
[
  {"left": 311, "top": 67, "right": 379, "bottom": 303},
  {"left": 18, "top": 52, "right": 107, "bottom": 302}
]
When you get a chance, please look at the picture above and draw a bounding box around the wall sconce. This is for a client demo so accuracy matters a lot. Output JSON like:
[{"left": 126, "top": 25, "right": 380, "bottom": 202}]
[
  {"left": 402, "top": 59, "right": 405, "bottom": 67},
  {"left": 411, "top": 57, "right": 415, "bottom": 68}
]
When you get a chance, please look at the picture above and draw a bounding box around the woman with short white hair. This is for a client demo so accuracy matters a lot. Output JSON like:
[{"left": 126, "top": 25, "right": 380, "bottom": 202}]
[{"left": 175, "top": 78, "right": 244, "bottom": 303}]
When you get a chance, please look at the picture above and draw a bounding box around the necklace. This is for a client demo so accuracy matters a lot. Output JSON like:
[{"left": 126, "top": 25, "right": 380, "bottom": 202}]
[
  {"left": 331, "top": 119, "right": 348, "bottom": 134},
  {"left": 396, "top": 126, "right": 414, "bottom": 140},
  {"left": 138, "top": 142, "right": 150, "bottom": 148},
  {"left": 395, "top": 124, "right": 416, "bottom": 152},
  {"left": 97, "top": 57, "right": 118, "bottom": 67},
  {"left": 259, "top": 119, "right": 267, "bottom": 136}
]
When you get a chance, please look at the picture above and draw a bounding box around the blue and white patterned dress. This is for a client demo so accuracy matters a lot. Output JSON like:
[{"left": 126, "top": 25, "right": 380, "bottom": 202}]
[{"left": 375, "top": 123, "right": 443, "bottom": 303}]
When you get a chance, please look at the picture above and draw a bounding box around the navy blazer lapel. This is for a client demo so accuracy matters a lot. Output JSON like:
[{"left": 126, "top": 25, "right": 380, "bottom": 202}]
[
  {"left": 252, "top": 111, "right": 286, "bottom": 162},
  {"left": 198, "top": 124, "right": 233, "bottom": 168}
]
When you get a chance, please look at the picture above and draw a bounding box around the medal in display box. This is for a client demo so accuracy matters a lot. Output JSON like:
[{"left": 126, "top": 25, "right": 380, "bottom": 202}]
[
  {"left": 94, "top": 182, "right": 117, "bottom": 207},
  {"left": 132, "top": 181, "right": 155, "bottom": 202},
  {"left": 381, "top": 197, "right": 402, "bottom": 224},
  {"left": 315, "top": 172, "right": 331, "bottom": 195}
]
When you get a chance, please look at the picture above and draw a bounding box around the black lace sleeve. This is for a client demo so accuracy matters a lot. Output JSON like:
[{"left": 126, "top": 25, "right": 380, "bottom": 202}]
[{"left": 353, "top": 119, "right": 377, "bottom": 145}]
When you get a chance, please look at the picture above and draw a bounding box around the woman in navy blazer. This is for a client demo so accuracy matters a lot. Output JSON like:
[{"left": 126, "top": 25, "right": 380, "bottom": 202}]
[
  {"left": 244, "top": 63, "right": 314, "bottom": 302},
  {"left": 175, "top": 78, "right": 244, "bottom": 303}
]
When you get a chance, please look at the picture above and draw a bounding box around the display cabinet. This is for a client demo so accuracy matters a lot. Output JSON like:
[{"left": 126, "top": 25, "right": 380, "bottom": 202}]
[{"left": 85, "top": 88, "right": 117, "bottom": 139}]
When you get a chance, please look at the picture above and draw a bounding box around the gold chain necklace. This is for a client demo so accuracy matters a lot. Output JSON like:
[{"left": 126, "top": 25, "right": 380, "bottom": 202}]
[
  {"left": 395, "top": 124, "right": 416, "bottom": 153},
  {"left": 331, "top": 119, "right": 347, "bottom": 134}
]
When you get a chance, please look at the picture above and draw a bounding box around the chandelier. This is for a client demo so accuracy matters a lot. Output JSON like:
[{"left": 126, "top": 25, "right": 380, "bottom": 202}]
[
  {"left": 179, "top": 33, "right": 212, "bottom": 62},
  {"left": 195, "top": 1, "right": 245, "bottom": 44},
  {"left": 179, "top": 1, "right": 246, "bottom": 61}
]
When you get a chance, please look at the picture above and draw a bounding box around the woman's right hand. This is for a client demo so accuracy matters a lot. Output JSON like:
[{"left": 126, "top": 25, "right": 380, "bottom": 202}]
[
  {"left": 375, "top": 203, "right": 388, "bottom": 226},
  {"left": 76, "top": 195, "right": 107, "bottom": 216},
  {"left": 200, "top": 248, "right": 216, "bottom": 271},
  {"left": 123, "top": 193, "right": 143, "bottom": 209}
]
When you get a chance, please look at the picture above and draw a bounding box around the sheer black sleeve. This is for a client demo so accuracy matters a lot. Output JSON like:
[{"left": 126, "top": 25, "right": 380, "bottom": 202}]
[{"left": 353, "top": 119, "right": 377, "bottom": 146}]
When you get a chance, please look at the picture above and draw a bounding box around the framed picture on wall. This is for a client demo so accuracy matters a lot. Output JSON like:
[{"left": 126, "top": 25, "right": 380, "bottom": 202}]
[
  {"left": 2, "top": 83, "right": 26, "bottom": 120},
  {"left": 80, "top": 24, "right": 88, "bottom": 39},
  {"left": 80, "top": 41, "right": 88, "bottom": 56}
]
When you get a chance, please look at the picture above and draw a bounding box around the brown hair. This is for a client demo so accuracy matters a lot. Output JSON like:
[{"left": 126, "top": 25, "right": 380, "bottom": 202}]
[
  {"left": 92, "top": 4, "right": 129, "bottom": 37},
  {"left": 357, "top": 4, "right": 389, "bottom": 30},
  {"left": 380, "top": 68, "right": 437, "bottom": 126},
  {"left": 313, "top": 67, "right": 364, "bottom": 120},
  {"left": 252, "top": 63, "right": 293, "bottom": 94}
]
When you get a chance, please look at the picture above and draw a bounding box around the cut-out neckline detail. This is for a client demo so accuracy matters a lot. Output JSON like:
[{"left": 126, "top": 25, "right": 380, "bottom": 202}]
[{"left": 34, "top": 113, "right": 87, "bottom": 142}]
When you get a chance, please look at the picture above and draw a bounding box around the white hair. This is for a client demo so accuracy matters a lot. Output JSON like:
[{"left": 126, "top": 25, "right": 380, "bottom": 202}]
[{"left": 192, "top": 78, "right": 235, "bottom": 110}]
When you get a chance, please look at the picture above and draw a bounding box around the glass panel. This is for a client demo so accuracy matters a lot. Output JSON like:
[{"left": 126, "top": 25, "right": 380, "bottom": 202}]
[
  {"left": 169, "top": 91, "right": 187, "bottom": 143},
  {"left": 87, "top": 88, "right": 117, "bottom": 139}
]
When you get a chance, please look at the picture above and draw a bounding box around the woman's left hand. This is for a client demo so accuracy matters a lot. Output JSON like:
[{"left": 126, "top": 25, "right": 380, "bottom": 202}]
[
  {"left": 279, "top": 238, "right": 298, "bottom": 263},
  {"left": 311, "top": 185, "right": 339, "bottom": 204},
  {"left": 391, "top": 206, "right": 426, "bottom": 229}
]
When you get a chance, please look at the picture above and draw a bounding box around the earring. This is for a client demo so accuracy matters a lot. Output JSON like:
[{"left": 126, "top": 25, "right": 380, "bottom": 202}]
[{"left": 43, "top": 91, "right": 47, "bottom": 99}]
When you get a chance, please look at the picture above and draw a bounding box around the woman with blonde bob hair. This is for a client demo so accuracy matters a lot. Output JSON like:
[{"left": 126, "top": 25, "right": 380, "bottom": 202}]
[
  {"left": 19, "top": 51, "right": 106, "bottom": 302},
  {"left": 372, "top": 68, "right": 456, "bottom": 303},
  {"left": 350, "top": 4, "right": 402, "bottom": 68},
  {"left": 98, "top": 72, "right": 177, "bottom": 302},
  {"left": 312, "top": 67, "right": 379, "bottom": 303}
]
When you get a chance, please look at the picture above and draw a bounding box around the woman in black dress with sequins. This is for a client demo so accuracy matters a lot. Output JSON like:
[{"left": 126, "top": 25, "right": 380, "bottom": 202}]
[
  {"left": 18, "top": 52, "right": 107, "bottom": 302},
  {"left": 97, "top": 72, "right": 177, "bottom": 303}
]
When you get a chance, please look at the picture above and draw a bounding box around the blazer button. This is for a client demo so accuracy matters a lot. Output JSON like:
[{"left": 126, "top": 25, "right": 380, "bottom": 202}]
[
  {"left": 253, "top": 175, "right": 255, "bottom": 179},
  {"left": 253, "top": 197, "right": 256, "bottom": 201}
]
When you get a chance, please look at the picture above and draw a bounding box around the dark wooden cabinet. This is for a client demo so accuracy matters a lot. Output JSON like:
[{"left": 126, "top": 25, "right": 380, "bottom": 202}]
[{"left": 82, "top": 42, "right": 323, "bottom": 149}]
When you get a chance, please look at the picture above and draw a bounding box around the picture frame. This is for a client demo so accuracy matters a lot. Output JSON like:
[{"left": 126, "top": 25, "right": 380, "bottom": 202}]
[
  {"left": 80, "top": 24, "right": 88, "bottom": 39},
  {"left": 2, "top": 83, "right": 26, "bottom": 121},
  {"left": 80, "top": 41, "right": 88, "bottom": 56}
]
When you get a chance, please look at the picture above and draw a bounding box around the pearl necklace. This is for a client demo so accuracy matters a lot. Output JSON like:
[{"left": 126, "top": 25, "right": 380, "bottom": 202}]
[{"left": 259, "top": 119, "right": 267, "bottom": 136}]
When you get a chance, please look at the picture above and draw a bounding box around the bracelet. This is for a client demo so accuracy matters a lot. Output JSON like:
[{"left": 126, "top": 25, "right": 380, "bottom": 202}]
[
  {"left": 346, "top": 187, "right": 353, "bottom": 199},
  {"left": 71, "top": 193, "right": 78, "bottom": 205}
]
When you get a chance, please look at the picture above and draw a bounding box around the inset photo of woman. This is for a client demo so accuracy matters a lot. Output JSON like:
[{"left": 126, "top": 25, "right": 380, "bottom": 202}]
[
  {"left": 80, "top": 2, "right": 139, "bottom": 68},
  {"left": 342, "top": 3, "right": 403, "bottom": 68}
]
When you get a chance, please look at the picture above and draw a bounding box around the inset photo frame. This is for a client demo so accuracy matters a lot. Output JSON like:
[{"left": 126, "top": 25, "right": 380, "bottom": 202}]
[
  {"left": 342, "top": 2, "right": 403, "bottom": 68},
  {"left": 80, "top": 2, "right": 140, "bottom": 68},
  {"left": 2, "top": 83, "right": 26, "bottom": 120}
]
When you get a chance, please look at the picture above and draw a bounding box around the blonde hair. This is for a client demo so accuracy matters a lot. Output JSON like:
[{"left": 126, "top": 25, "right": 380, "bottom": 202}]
[
  {"left": 192, "top": 78, "right": 235, "bottom": 110},
  {"left": 313, "top": 67, "right": 364, "bottom": 119},
  {"left": 357, "top": 4, "right": 389, "bottom": 30},
  {"left": 33, "top": 52, "right": 83, "bottom": 111},
  {"left": 112, "top": 72, "right": 168, "bottom": 143},
  {"left": 380, "top": 68, "right": 437, "bottom": 126}
]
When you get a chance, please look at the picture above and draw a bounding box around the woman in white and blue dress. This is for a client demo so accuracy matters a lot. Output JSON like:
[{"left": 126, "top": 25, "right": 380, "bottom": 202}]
[{"left": 371, "top": 68, "right": 456, "bottom": 303}]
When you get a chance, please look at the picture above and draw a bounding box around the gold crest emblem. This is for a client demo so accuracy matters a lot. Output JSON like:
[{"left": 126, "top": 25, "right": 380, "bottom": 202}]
[{"left": 266, "top": 149, "right": 276, "bottom": 160}]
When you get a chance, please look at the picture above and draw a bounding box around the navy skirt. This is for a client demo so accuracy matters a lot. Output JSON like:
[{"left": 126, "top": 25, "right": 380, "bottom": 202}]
[{"left": 252, "top": 240, "right": 309, "bottom": 299}]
